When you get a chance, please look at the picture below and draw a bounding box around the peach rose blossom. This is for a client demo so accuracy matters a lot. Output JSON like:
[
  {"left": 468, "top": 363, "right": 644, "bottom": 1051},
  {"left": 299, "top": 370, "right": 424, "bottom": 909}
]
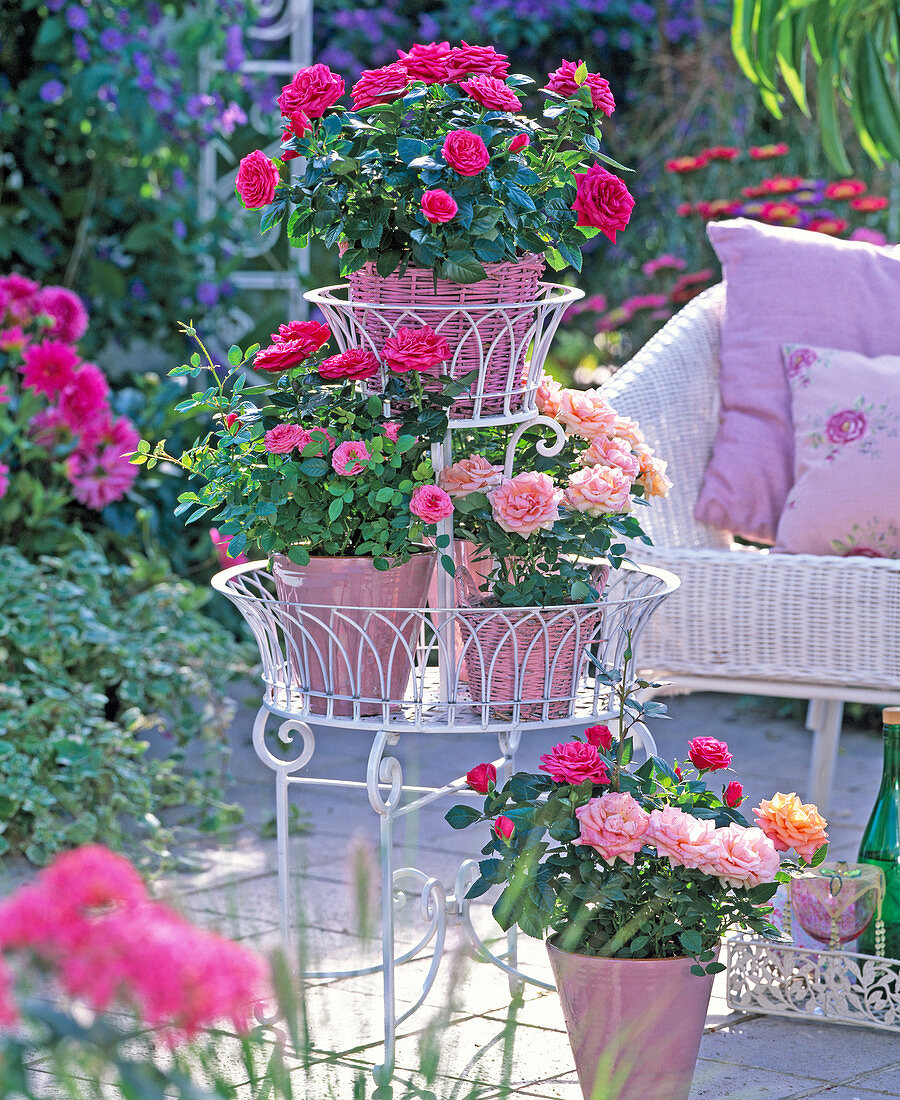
[
  {"left": 634, "top": 443, "right": 673, "bottom": 498},
  {"left": 565, "top": 465, "right": 631, "bottom": 516},
  {"left": 646, "top": 806, "right": 720, "bottom": 874},
  {"left": 556, "top": 389, "right": 618, "bottom": 440},
  {"left": 581, "top": 436, "right": 640, "bottom": 480},
  {"left": 438, "top": 455, "right": 504, "bottom": 498},
  {"left": 574, "top": 792, "right": 651, "bottom": 866},
  {"left": 612, "top": 415, "right": 645, "bottom": 447},
  {"left": 535, "top": 375, "right": 562, "bottom": 418},
  {"left": 753, "top": 792, "right": 828, "bottom": 862},
  {"left": 710, "top": 823, "right": 781, "bottom": 889},
  {"left": 489, "top": 471, "right": 562, "bottom": 538}
]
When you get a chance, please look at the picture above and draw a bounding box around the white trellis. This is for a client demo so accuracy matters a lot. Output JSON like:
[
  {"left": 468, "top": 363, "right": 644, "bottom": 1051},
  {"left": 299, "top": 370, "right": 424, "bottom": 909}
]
[{"left": 199, "top": 0, "right": 313, "bottom": 335}]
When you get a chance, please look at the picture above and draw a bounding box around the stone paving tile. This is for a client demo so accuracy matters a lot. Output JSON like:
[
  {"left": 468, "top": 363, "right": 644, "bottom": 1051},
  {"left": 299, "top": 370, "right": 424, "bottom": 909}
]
[{"left": 842, "top": 1062, "right": 900, "bottom": 1095}]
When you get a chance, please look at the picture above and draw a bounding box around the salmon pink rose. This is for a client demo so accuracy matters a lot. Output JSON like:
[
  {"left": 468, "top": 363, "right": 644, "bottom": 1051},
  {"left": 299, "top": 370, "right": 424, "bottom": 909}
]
[
  {"left": 271, "top": 320, "right": 331, "bottom": 352},
  {"left": 319, "top": 348, "right": 380, "bottom": 381},
  {"left": 264, "top": 424, "right": 309, "bottom": 454},
  {"left": 254, "top": 339, "right": 314, "bottom": 373},
  {"left": 438, "top": 455, "right": 504, "bottom": 498},
  {"left": 409, "top": 484, "right": 454, "bottom": 523},
  {"left": 556, "top": 389, "right": 617, "bottom": 440},
  {"left": 421, "top": 189, "right": 458, "bottom": 224},
  {"left": 489, "top": 471, "right": 561, "bottom": 538},
  {"left": 584, "top": 724, "right": 613, "bottom": 750},
  {"left": 397, "top": 42, "right": 451, "bottom": 84},
  {"left": 535, "top": 375, "right": 562, "bottom": 418},
  {"left": 443, "top": 129, "right": 490, "bottom": 176},
  {"left": 565, "top": 465, "right": 632, "bottom": 516},
  {"left": 613, "top": 415, "right": 645, "bottom": 447},
  {"left": 459, "top": 74, "right": 520, "bottom": 112},
  {"left": 540, "top": 741, "right": 609, "bottom": 786},
  {"left": 446, "top": 42, "right": 510, "bottom": 80},
  {"left": 571, "top": 163, "right": 635, "bottom": 243},
  {"left": 235, "top": 150, "right": 280, "bottom": 209},
  {"left": 508, "top": 133, "right": 530, "bottom": 153},
  {"left": 646, "top": 806, "right": 720, "bottom": 874},
  {"left": 351, "top": 63, "right": 410, "bottom": 109},
  {"left": 634, "top": 444, "right": 672, "bottom": 498},
  {"left": 382, "top": 326, "right": 450, "bottom": 374},
  {"left": 711, "top": 824, "right": 781, "bottom": 889},
  {"left": 466, "top": 762, "right": 497, "bottom": 794},
  {"left": 581, "top": 436, "right": 640, "bottom": 480},
  {"left": 574, "top": 792, "right": 650, "bottom": 865},
  {"left": 753, "top": 792, "right": 828, "bottom": 861},
  {"left": 688, "top": 736, "right": 732, "bottom": 772},
  {"left": 277, "top": 63, "right": 344, "bottom": 118},
  {"left": 331, "top": 440, "right": 371, "bottom": 476}
]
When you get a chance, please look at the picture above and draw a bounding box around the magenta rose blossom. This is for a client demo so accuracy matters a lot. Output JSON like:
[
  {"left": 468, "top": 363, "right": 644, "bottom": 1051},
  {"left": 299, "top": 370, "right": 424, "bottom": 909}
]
[
  {"left": 409, "top": 484, "right": 454, "bottom": 523},
  {"left": 270, "top": 320, "right": 331, "bottom": 355},
  {"left": 688, "top": 736, "right": 733, "bottom": 772},
  {"left": 397, "top": 42, "right": 451, "bottom": 84},
  {"left": 382, "top": 326, "right": 450, "bottom": 373},
  {"left": 575, "top": 792, "right": 651, "bottom": 865},
  {"left": 254, "top": 340, "right": 317, "bottom": 373},
  {"left": 33, "top": 286, "right": 88, "bottom": 344},
  {"left": 442, "top": 129, "right": 490, "bottom": 176},
  {"left": 508, "top": 133, "right": 530, "bottom": 153},
  {"left": 539, "top": 741, "right": 609, "bottom": 786},
  {"left": 571, "top": 163, "right": 635, "bottom": 243},
  {"left": 493, "top": 815, "right": 515, "bottom": 841},
  {"left": 331, "top": 440, "right": 371, "bottom": 476},
  {"left": 584, "top": 724, "right": 613, "bottom": 751},
  {"left": 724, "top": 781, "right": 744, "bottom": 808},
  {"left": 351, "top": 63, "right": 410, "bottom": 110},
  {"left": 276, "top": 63, "right": 344, "bottom": 118},
  {"left": 235, "top": 150, "right": 280, "bottom": 209},
  {"left": 545, "top": 60, "right": 616, "bottom": 116},
  {"left": 466, "top": 762, "right": 497, "bottom": 794},
  {"left": 319, "top": 348, "right": 380, "bottom": 381},
  {"left": 264, "top": 424, "right": 308, "bottom": 454},
  {"left": 826, "top": 409, "right": 867, "bottom": 445},
  {"left": 421, "top": 189, "right": 458, "bottom": 224},
  {"left": 446, "top": 42, "right": 510, "bottom": 81},
  {"left": 459, "top": 75, "right": 521, "bottom": 112}
]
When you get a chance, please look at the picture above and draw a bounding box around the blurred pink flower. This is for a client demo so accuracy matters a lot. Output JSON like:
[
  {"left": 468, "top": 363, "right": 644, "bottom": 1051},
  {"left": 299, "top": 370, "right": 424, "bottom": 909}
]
[
  {"left": 33, "top": 286, "right": 89, "bottom": 344},
  {"left": 489, "top": 470, "right": 561, "bottom": 538},
  {"left": 642, "top": 254, "right": 687, "bottom": 277},
  {"left": 574, "top": 792, "right": 650, "bottom": 865},
  {"left": 20, "top": 340, "right": 81, "bottom": 397},
  {"left": 66, "top": 444, "right": 138, "bottom": 509},
  {"left": 210, "top": 528, "right": 250, "bottom": 567},
  {"left": 57, "top": 363, "right": 110, "bottom": 432},
  {"left": 0, "top": 383, "right": 9, "bottom": 405},
  {"left": 0, "top": 463, "right": 9, "bottom": 500}
]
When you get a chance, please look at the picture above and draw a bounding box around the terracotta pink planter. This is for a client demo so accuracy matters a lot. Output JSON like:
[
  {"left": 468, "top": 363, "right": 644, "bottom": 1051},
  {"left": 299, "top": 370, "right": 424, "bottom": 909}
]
[
  {"left": 271, "top": 553, "right": 435, "bottom": 716},
  {"left": 546, "top": 940, "right": 715, "bottom": 1100}
]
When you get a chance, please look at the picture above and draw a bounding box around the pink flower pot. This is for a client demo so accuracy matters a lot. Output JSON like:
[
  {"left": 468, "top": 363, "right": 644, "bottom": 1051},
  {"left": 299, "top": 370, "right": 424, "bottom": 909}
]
[
  {"left": 271, "top": 553, "right": 435, "bottom": 716},
  {"left": 546, "top": 940, "right": 716, "bottom": 1100}
]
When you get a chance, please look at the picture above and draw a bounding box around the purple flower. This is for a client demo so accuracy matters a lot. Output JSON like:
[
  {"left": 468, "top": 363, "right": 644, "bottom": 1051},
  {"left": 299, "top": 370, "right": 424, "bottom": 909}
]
[
  {"left": 98, "top": 84, "right": 116, "bottom": 104},
  {"left": 173, "top": 219, "right": 187, "bottom": 240},
  {"left": 116, "top": 9, "right": 130, "bottom": 27},
  {"left": 99, "top": 28, "right": 125, "bottom": 51},
  {"left": 146, "top": 1, "right": 162, "bottom": 26},
  {"left": 147, "top": 87, "right": 172, "bottom": 112},
  {"left": 196, "top": 282, "right": 220, "bottom": 307},
  {"left": 173, "top": 167, "right": 186, "bottom": 188},
  {"left": 826, "top": 409, "right": 867, "bottom": 445},
  {"left": 217, "top": 101, "right": 247, "bottom": 136},
  {"left": 137, "top": 73, "right": 155, "bottom": 91},
  {"left": 39, "top": 79, "right": 66, "bottom": 103},
  {"left": 73, "top": 34, "right": 90, "bottom": 61},
  {"left": 130, "top": 279, "right": 148, "bottom": 300},
  {"left": 224, "top": 26, "right": 244, "bottom": 72},
  {"left": 65, "top": 5, "right": 89, "bottom": 30}
]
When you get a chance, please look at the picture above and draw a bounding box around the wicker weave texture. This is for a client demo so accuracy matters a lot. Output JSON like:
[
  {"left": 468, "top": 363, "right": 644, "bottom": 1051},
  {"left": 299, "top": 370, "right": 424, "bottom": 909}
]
[{"left": 601, "top": 286, "right": 900, "bottom": 694}]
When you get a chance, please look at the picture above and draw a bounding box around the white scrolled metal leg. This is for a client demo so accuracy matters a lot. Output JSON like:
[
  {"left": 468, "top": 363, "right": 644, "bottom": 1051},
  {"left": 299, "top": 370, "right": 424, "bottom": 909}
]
[
  {"left": 808, "top": 698, "right": 844, "bottom": 812},
  {"left": 497, "top": 727, "right": 523, "bottom": 996}
]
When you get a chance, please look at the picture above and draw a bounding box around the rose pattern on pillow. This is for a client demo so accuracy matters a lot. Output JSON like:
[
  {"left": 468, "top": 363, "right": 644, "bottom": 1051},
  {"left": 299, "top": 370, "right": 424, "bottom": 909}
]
[{"left": 830, "top": 519, "right": 900, "bottom": 559}]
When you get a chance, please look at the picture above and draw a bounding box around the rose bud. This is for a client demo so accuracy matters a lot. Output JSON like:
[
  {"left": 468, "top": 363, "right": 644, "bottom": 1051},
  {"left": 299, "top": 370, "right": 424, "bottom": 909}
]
[
  {"left": 466, "top": 763, "right": 497, "bottom": 794},
  {"left": 724, "top": 781, "right": 744, "bottom": 808},
  {"left": 493, "top": 816, "right": 515, "bottom": 841}
]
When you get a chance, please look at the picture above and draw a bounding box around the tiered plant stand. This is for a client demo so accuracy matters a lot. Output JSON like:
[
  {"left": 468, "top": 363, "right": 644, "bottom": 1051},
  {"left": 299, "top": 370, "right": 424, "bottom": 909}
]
[{"left": 211, "top": 275, "right": 681, "bottom": 1082}]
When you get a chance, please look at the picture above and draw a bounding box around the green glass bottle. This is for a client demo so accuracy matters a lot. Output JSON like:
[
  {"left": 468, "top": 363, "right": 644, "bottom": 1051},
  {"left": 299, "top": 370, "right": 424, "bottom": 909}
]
[{"left": 857, "top": 707, "right": 900, "bottom": 958}]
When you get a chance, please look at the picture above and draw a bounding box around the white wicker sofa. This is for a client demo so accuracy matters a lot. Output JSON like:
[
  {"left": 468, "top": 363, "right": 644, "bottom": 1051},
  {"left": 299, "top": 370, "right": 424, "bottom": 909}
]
[{"left": 600, "top": 285, "right": 900, "bottom": 809}]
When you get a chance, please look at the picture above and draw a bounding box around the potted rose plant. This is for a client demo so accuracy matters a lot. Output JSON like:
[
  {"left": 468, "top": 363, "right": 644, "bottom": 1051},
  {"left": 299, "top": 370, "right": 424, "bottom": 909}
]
[
  {"left": 133, "top": 318, "right": 464, "bottom": 714},
  {"left": 234, "top": 44, "right": 635, "bottom": 416},
  {"left": 445, "top": 675, "right": 828, "bottom": 1099}
]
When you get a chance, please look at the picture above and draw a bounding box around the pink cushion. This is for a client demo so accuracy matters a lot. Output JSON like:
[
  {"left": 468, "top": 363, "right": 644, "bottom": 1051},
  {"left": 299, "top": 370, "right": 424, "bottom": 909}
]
[
  {"left": 695, "top": 219, "right": 900, "bottom": 542},
  {"left": 775, "top": 343, "right": 900, "bottom": 558}
]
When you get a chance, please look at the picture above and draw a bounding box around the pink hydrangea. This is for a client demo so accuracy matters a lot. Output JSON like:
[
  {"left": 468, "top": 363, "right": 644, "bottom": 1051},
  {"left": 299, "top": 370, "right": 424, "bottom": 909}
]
[
  {"left": 20, "top": 340, "right": 81, "bottom": 397},
  {"left": 397, "top": 42, "right": 452, "bottom": 84},
  {"left": 556, "top": 389, "right": 617, "bottom": 440},
  {"left": 332, "top": 439, "right": 371, "bottom": 475},
  {"left": 489, "top": 470, "right": 561, "bottom": 538},
  {"left": 382, "top": 326, "right": 450, "bottom": 374},
  {"left": 33, "top": 286, "right": 89, "bottom": 343},
  {"left": 646, "top": 806, "right": 721, "bottom": 874},
  {"left": 0, "top": 462, "right": 9, "bottom": 500},
  {"left": 264, "top": 423, "right": 309, "bottom": 453},
  {"left": 409, "top": 484, "right": 454, "bottom": 523},
  {"left": 459, "top": 75, "right": 521, "bottom": 112},
  {"left": 446, "top": 42, "right": 510, "bottom": 81},
  {"left": 66, "top": 445, "right": 139, "bottom": 509},
  {"left": 539, "top": 740, "right": 609, "bottom": 785},
  {"left": 580, "top": 436, "right": 640, "bottom": 480},
  {"left": 438, "top": 455, "right": 504, "bottom": 498},
  {"left": 57, "top": 363, "right": 110, "bottom": 432},
  {"left": 565, "top": 465, "right": 632, "bottom": 516},
  {"left": 710, "top": 824, "right": 781, "bottom": 889},
  {"left": 574, "top": 792, "right": 651, "bottom": 865},
  {"left": 351, "top": 63, "right": 410, "bottom": 110}
]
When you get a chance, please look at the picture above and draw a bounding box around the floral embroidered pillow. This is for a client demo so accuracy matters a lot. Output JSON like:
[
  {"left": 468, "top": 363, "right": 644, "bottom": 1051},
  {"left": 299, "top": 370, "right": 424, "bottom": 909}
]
[{"left": 775, "top": 344, "right": 900, "bottom": 558}]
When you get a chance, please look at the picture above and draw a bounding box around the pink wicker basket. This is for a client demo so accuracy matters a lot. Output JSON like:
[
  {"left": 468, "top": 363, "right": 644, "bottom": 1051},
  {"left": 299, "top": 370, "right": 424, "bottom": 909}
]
[{"left": 347, "top": 255, "right": 545, "bottom": 418}]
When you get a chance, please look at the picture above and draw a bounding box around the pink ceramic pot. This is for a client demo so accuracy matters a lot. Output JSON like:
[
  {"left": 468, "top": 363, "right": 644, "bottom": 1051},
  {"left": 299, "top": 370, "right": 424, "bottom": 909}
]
[
  {"left": 271, "top": 553, "right": 435, "bottom": 717},
  {"left": 546, "top": 939, "right": 715, "bottom": 1100}
]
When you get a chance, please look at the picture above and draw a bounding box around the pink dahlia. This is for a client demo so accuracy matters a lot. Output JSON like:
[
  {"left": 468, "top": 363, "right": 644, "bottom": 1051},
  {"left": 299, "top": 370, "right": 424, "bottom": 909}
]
[
  {"left": 57, "top": 363, "right": 110, "bottom": 432},
  {"left": 0, "top": 273, "right": 39, "bottom": 324},
  {"left": 66, "top": 444, "right": 138, "bottom": 509},
  {"left": 20, "top": 340, "right": 81, "bottom": 397},
  {"left": 29, "top": 406, "right": 71, "bottom": 448},
  {"left": 33, "top": 286, "right": 89, "bottom": 343}
]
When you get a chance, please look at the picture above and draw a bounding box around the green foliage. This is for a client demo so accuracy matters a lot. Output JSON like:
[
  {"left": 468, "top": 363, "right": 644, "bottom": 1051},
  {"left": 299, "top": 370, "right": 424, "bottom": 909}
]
[
  {"left": 0, "top": 539, "right": 251, "bottom": 864},
  {"left": 731, "top": 0, "right": 900, "bottom": 171}
]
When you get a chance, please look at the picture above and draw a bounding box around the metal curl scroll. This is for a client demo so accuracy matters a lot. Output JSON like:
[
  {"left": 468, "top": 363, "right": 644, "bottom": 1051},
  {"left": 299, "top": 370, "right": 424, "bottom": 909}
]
[
  {"left": 252, "top": 707, "right": 316, "bottom": 774},
  {"left": 366, "top": 729, "right": 404, "bottom": 814},
  {"left": 503, "top": 415, "right": 567, "bottom": 478}
]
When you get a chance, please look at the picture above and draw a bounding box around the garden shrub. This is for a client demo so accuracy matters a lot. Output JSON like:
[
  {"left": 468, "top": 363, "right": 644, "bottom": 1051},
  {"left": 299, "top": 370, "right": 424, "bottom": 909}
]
[{"left": 0, "top": 538, "right": 252, "bottom": 865}]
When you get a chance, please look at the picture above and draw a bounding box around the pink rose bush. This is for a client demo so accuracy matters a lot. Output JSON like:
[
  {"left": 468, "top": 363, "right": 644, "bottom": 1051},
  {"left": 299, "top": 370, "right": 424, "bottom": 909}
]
[
  {"left": 409, "top": 484, "right": 454, "bottom": 523},
  {"left": 438, "top": 455, "right": 504, "bottom": 498},
  {"left": 382, "top": 325, "right": 451, "bottom": 374},
  {"left": 442, "top": 129, "right": 491, "bottom": 176},
  {"left": 0, "top": 274, "right": 139, "bottom": 523},
  {"left": 448, "top": 721, "right": 828, "bottom": 967},
  {"left": 234, "top": 149, "right": 280, "bottom": 209},
  {"left": 421, "top": 189, "right": 458, "bottom": 224},
  {"left": 489, "top": 471, "right": 561, "bottom": 538},
  {"left": 565, "top": 465, "right": 632, "bottom": 516}
]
